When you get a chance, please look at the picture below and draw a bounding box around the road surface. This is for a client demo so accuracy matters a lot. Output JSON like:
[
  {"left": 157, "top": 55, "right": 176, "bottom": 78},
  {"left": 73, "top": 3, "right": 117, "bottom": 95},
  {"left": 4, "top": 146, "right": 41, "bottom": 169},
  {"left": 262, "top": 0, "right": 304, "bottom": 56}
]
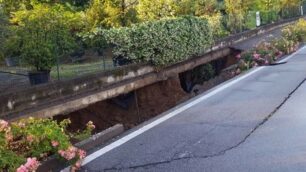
[
  {"left": 231, "top": 28, "right": 282, "bottom": 51},
  {"left": 79, "top": 46, "right": 306, "bottom": 172}
]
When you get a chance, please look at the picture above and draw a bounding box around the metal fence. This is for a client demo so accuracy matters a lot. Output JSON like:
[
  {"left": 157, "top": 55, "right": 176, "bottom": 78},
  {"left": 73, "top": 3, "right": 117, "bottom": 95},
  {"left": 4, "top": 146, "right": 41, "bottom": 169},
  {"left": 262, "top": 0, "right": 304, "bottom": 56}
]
[{"left": 0, "top": 4, "right": 305, "bottom": 94}]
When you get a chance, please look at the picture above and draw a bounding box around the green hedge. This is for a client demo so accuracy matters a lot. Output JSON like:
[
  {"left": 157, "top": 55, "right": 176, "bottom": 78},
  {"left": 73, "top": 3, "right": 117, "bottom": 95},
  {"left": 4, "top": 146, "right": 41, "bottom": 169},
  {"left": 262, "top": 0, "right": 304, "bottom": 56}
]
[{"left": 85, "top": 16, "right": 213, "bottom": 66}]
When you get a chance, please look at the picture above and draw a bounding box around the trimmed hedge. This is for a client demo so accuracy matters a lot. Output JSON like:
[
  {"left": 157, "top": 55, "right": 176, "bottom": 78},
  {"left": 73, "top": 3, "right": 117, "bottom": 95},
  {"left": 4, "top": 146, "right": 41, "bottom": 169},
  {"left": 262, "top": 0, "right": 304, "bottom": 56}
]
[{"left": 85, "top": 16, "right": 213, "bottom": 66}]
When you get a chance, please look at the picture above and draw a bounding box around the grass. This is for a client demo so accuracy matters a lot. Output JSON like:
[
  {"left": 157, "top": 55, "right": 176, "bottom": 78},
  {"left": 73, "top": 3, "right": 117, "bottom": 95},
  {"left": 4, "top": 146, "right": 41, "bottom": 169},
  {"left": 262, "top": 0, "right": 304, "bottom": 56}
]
[
  {"left": 51, "top": 59, "right": 114, "bottom": 79},
  {"left": 0, "top": 58, "right": 115, "bottom": 80}
]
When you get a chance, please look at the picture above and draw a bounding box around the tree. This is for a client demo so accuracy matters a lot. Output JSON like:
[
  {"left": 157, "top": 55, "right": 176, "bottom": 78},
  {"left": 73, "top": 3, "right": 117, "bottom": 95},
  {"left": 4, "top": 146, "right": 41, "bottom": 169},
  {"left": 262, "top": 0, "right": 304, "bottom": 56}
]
[
  {"left": 15, "top": 4, "right": 77, "bottom": 71},
  {"left": 224, "top": 0, "right": 245, "bottom": 33},
  {"left": 103, "top": 0, "right": 138, "bottom": 27},
  {"left": 280, "top": 0, "right": 301, "bottom": 7},
  {"left": 194, "top": 0, "right": 218, "bottom": 16},
  {"left": 137, "top": 0, "right": 175, "bottom": 21},
  {"left": 85, "top": 0, "right": 108, "bottom": 29},
  {"left": 85, "top": 0, "right": 137, "bottom": 28},
  {"left": 10, "top": 3, "right": 84, "bottom": 32},
  {"left": 0, "top": 8, "right": 10, "bottom": 60},
  {"left": 172, "top": 0, "right": 196, "bottom": 16}
]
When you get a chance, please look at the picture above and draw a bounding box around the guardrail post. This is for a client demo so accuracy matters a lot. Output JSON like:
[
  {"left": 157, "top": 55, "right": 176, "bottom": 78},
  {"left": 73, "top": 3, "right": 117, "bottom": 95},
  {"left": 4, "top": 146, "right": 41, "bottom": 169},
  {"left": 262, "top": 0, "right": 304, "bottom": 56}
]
[{"left": 256, "top": 11, "right": 261, "bottom": 27}]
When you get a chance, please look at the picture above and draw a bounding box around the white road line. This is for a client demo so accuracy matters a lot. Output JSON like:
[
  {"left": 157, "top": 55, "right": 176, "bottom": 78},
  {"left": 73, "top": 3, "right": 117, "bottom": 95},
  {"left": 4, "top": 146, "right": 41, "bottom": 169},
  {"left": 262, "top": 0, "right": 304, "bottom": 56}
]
[{"left": 62, "top": 45, "right": 306, "bottom": 171}]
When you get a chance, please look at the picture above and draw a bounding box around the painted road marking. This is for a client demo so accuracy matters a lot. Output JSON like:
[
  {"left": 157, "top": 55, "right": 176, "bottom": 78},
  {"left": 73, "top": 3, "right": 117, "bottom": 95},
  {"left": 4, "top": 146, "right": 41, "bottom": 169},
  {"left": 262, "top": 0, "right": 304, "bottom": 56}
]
[{"left": 62, "top": 45, "right": 306, "bottom": 171}]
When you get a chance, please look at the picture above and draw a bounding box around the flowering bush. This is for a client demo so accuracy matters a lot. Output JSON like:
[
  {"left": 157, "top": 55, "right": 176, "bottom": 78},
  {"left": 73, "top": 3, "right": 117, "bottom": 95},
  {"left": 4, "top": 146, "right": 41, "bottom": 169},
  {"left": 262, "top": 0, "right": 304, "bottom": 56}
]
[
  {"left": 235, "top": 18, "right": 306, "bottom": 75},
  {"left": 275, "top": 19, "right": 306, "bottom": 55},
  {"left": 282, "top": 19, "right": 306, "bottom": 43},
  {"left": 0, "top": 118, "right": 93, "bottom": 172},
  {"left": 235, "top": 42, "right": 284, "bottom": 73},
  {"left": 272, "top": 37, "right": 299, "bottom": 55}
]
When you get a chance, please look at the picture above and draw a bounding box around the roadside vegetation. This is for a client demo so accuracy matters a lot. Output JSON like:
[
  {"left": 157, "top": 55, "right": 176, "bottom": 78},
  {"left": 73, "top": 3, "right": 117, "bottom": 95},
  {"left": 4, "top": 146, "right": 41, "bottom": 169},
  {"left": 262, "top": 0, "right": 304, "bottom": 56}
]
[
  {"left": 235, "top": 19, "right": 306, "bottom": 74},
  {"left": 1, "top": 0, "right": 306, "bottom": 171},
  {"left": 0, "top": 118, "right": 95, "bottom": 171},
  {"left": 0, "top": 0, "right": 304, "bottom": 75}
]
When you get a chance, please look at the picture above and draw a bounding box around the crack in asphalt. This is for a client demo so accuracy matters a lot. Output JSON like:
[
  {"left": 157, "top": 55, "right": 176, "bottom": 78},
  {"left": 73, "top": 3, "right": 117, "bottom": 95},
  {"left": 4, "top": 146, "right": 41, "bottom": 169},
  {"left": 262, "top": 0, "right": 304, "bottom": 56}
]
[{"left": 101, "top": 77, "right": 306, "bottom": 172}]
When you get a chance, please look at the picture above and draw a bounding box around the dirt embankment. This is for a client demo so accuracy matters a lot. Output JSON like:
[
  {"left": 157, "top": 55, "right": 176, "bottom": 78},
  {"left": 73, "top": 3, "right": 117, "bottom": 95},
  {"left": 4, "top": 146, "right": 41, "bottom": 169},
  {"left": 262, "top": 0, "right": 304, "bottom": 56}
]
[
  {"left": 55, "top": 76, "right": 189, "bottom": 132},
  {"left": 55, "top": 55, "right": 237, "bottom": 133}
]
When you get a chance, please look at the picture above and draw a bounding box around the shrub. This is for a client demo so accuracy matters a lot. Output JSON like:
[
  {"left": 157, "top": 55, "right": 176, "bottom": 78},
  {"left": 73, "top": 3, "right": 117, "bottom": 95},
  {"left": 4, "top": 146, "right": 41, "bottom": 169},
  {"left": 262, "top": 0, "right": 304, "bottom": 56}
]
[
  {"left": 272, "top": 37, "right": 298, "bottom": 55},
  {"left": 282, "top": 19, "right": 306, "bottom": 43},
  {"left": 0, "top": 118, "right": 88, "bottom": 172},
  {"left": 192, "top": 63, "right": 216, "bottom": 84},
  {"left": 236, "top": 42, "right": 284, "bottom": 72},
  {"left": 84, "top": 16, "right": 213, "bottom": 66}
]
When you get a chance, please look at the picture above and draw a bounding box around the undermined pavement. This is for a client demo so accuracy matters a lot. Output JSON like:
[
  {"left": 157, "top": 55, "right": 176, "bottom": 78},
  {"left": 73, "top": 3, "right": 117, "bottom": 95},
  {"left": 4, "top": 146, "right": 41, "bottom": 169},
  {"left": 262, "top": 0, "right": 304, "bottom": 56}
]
[
  {"left": 55, "top": 22, "right": 286, "bottom": 139},
  {"left": 2, "top": 17, "right": 300, "bottom": 121},
  {"left": 79, "top": 46, "right": 306, "bottom": 171}
]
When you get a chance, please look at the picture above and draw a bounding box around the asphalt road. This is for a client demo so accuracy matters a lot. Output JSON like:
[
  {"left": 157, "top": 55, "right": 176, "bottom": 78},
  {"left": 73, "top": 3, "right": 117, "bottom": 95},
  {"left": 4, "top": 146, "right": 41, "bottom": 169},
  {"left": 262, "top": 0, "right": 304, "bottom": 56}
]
[
  {"left": 79, "top": 47, "right": 306, "bottom": 172},
  {"left": 231, "top": 28, "right": 282, "bottom": 51}
]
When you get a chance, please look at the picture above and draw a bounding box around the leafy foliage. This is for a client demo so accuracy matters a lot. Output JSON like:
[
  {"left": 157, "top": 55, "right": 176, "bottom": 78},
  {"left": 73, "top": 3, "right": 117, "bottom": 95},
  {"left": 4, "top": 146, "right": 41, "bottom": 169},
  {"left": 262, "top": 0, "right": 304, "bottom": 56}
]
[
  {"left": 15, "top": 4, "right": 77, "bottom": 71},
  {"left": 236, "top": 42, "right": 284, "bottom": 72},
  {"left": 0, "top": 9, "right": 11, "bottom": 60},
  {"left": 85, "top": 16, "right": 213, "bottom": 66},
  {"left": 0, "top": 118, "right": 88, "bottom": 172},
  {"left": 201, "top": 12, "right": 229, "bottom": 39},
  {"left": 137, "top": 0, "right": 175, "bottom": 21},
  {"left": 235, "top": 18, "right": 306, "bottom": 74},
  {"left": 283, "top": 19, "right": 306, "bottom": 42},
  {"left": 70, "top": 121, "right": 96, "bottom": 141},
  {"left": 224, "top": 0, "right": 245, "bottom": 33},
  {"left": 85, "top": 0, "right": 138, "bottom": 29},
  {"left": 192, "top": 63, "right": 216, "bottom": 84}
]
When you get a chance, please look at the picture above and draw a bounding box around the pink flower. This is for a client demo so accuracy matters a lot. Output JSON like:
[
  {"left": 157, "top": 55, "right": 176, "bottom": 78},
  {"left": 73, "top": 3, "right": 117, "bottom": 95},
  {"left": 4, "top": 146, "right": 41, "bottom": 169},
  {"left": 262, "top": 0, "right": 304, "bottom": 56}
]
[
  {"left": 51, "top": 141, "right": 59, "bottom": 147},
  {"left": 253, "top": 53, "right": 261, "bottom": 60},
  {"left": 236, "top": 54, "right": 241, "bottom": 59},
  {"left": 24, "top": 157, "right": 40, "bottom": 171},
  {"left": 58, "top": 150, "right": 65, "bottom": 157},
  {"left": 78, "top": 149, "right": 86, "bottom": 159},
  {"left": 75, "top": 161, "right": 82, "bottom": 168},
  {"left": 26, "top": 135, "right": 34, "bottom": 143},
  {"left": 58, "top": 146, "right": 78, "bottom": 160},
  {"left": 265, "top": 60, "right": 269, "bottom": 65},
  {"left": 17, "top": 158, "right": 40, "bottom": 172},
  {"left": 0, "top": 120, "right": 8, "bottom": 131},
  {"left": 16, "top": 165, "right": 28, "bottom": 172}
]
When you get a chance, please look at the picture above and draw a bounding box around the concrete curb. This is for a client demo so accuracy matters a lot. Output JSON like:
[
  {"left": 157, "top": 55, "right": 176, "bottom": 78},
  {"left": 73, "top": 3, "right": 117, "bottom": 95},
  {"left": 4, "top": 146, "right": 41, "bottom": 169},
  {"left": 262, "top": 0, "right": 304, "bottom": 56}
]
[{"left": 75, "top": 124, "right": 124, "bottom": 151}]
